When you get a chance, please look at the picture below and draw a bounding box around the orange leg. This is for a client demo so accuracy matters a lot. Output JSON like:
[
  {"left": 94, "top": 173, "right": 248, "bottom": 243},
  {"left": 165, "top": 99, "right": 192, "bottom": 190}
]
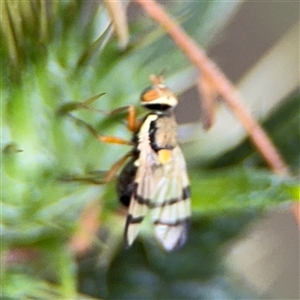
[
  {"left": 98, "top": 135, "right": 132, "bottom": 145},
  {"left": 94, "top": 107, "right": 137, "bottom": 145},
  {"left": 104, "top": 105, "right": 140, "bottom": 132},
  {"left": 60, "top": 94, "right": 140, "bottom": 134},
  {"left": 66, "top": 96, "right": 141, "bottom": 133},
  {"left": 65, "top": 113, "right": 133, "bottom": 145},
  {"left": 60, "top": 102, "right": 137, "bottom": 185},
  {"left": 126, "top": 105, "right": 140, "bottom": 132}
]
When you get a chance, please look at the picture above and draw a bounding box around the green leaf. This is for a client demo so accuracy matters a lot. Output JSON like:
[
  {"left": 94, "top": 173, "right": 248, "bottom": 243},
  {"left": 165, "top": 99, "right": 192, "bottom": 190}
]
[
  {"left": 2, "top": 273, "right": 62, "bottom": 299},
  {"left": 190, "top": 167, "right": 294, "bottom": 213}
]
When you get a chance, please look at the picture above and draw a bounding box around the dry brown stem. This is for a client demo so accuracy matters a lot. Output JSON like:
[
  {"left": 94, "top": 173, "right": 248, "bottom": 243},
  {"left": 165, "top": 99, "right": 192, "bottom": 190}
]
[{"left": 197, "top": 75, "right": 216, "bottom": 130}]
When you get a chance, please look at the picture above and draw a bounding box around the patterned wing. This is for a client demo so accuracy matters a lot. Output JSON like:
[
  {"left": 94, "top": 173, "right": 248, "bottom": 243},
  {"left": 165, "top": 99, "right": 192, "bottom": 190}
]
[
  {"left": 124, "top": 143, "right": 191, "bottom": 251},
  {"left": 150, "top": 146, "right": 191, "bottom": 251}
]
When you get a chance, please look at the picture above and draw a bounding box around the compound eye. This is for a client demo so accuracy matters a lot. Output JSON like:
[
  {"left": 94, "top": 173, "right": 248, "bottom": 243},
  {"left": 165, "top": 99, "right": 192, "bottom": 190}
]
[{"left": 140, "top": 86, "right": 160, "bottom": 103}]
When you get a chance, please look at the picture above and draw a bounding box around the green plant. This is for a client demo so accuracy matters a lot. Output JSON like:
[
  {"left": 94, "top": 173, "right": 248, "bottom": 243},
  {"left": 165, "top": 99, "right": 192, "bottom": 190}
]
[{"left": 1, "top": 1, "right": 298, "bottom": 299}]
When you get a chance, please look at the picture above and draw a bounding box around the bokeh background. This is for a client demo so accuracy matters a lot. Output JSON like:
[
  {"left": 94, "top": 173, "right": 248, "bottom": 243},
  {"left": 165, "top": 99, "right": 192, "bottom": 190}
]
[{"left": 1, "top": 1, "right": 299, "bottom": 299}]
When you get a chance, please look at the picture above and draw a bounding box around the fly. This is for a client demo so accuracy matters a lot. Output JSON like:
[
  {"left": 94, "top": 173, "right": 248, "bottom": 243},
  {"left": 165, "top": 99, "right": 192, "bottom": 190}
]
[{"left": 113, "top": 76, "right": 191, "bottom": 251}]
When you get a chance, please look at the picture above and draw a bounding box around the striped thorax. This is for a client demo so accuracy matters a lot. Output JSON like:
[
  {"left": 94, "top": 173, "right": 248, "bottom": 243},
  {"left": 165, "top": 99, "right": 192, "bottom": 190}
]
[{"left": 117, "top": 80, "right": 191, "bottom": 251}]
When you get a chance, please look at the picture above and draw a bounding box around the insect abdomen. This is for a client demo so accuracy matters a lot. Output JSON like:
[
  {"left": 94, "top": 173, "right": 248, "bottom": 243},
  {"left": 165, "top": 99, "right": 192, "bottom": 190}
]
[{"left": 117, "top": 158, "right": 137, "bottom": 207}]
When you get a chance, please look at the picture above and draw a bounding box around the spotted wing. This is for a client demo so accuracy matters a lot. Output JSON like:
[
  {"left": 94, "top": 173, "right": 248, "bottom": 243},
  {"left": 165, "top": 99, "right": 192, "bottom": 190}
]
[{"left": 124, "top": 144, "right": 191, "bottom": 251}]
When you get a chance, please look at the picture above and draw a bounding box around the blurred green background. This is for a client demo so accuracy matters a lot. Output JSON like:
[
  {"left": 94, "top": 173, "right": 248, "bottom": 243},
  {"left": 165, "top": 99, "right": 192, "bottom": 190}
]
[{"left": 1, "top": 1, "right": 299, "bottom": 299}]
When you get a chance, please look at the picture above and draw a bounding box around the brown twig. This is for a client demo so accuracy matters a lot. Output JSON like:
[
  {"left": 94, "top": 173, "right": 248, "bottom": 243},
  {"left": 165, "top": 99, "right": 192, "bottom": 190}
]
[
  {"left": 135, "top": 0, "right": 290, "bottom": 176},
  {"left": 197, "top": 75, "right": 216, "bottom": 130}
]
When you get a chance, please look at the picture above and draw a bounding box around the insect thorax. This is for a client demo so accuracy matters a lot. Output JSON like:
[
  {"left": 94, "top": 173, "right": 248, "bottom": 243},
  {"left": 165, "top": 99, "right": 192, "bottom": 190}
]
[{"left": 141, "top": 112, "right": 178, "bottom": 152}]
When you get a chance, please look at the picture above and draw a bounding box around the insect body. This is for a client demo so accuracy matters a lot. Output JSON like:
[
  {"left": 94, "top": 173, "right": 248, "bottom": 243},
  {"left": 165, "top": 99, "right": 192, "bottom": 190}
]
[{"left": 117, "top": 80, "right": 191, "bottom": 251}]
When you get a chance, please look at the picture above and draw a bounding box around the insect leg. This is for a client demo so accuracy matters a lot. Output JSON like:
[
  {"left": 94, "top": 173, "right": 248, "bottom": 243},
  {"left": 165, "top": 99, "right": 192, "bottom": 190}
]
[
  {"left": 103, "top": 105, "right": 140, "bottom": 132},
  {"left": 64, "top": 112, "right": 133, "bottom": 146},
  {"left": 59, "top": 152, "right": 132, "bottom": 185},
  {"left": 98, "top": 135, "right": 132, "bottom": 145},
  {"left": 100, "top": 151, "right": 133, "bottom": 183},
  {"left": 60, "top": 150, "right": 132, "bottom": 186},
  {"left": 126, "top": 105, "right": 140, "bottom": 132}
]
